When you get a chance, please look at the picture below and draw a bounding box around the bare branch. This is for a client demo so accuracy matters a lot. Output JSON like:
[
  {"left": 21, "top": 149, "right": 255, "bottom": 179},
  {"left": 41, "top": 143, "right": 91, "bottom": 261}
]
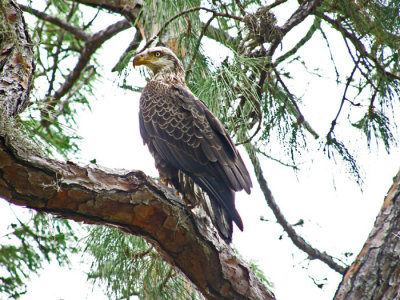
[
  {"left": 245, "top": 143, "right": 347, "bottom": 275},
  {"left": 326, "top": 59, "right": 359, "bottom": 140},
  {"left": 48, "top": 19, "right": 130, "bottom": 109},
  {"left": 19, "top": 4, "right": 90, "bottom": 41}
]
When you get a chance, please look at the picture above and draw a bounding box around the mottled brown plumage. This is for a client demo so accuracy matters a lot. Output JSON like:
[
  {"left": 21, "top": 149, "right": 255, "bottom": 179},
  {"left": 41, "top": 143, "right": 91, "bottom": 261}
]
[{"left": 133, "top": 47, "right": 252, "bottom": 243}]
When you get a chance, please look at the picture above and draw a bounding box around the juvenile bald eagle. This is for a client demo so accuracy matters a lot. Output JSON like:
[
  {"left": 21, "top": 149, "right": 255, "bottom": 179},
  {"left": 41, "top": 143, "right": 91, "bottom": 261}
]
[{"left": 133, "top": 47, "right": 252, "bottom": 243}]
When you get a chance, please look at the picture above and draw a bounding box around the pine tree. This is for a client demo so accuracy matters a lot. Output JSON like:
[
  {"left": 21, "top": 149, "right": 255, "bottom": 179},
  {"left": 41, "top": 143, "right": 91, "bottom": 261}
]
[{"left": 0, "top": 0, "right": 399, "bottom": 299}]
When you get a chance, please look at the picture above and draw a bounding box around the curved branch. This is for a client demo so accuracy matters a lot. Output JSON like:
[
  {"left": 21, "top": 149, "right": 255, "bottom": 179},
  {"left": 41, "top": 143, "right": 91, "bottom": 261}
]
[
  {"left": 0, "top": 138, "right": 275, "bottom": 300},
  {"left": 19, "top": 4, "right": 90, "bottom": 41},
  {"left": 245, "top": 143, "right": 347, "bottom": 275},
  {"left": 41, "top": 18, "right": 131, "bottom": 126},
  {"left": 53, "top": 19, "right": 130, "bottom": 100}
]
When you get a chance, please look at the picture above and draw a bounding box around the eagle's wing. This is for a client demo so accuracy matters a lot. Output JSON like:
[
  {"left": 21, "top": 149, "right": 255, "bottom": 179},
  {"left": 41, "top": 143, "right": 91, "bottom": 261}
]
[{"left": 139, "top": 80, "right": 252, "bottom": 233}]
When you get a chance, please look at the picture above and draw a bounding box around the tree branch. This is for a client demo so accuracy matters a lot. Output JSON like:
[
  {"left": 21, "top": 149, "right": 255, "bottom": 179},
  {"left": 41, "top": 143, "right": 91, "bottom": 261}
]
[
  {"left": 319, "top": 13, "right": 400, "bottom": 82},
  {"left": 326, "top": 59, "right": 359, "bottom": 141},
  {"left": 245, "top": 143, "right": 347, "bottom": 275},
  {"left": 111, "top": 28, "right": 143, "bottom": 72},
  {"left": 53, "top": 19, "right": 130, "bottom": 100},
  {"left": 19, "top": 4, "right": 90, "bottom": 41},
  {"left": 0, "top": 138, "right": 275, "bottom": 300},
  {"left": 275, "top": 17, "right": 320, "bottom": 65},
  {"left": 266, "top": 0, "right": 322, "bottom": 57},
  {"left": 273, "top": 68, "right": 319, "bottom": 139},
  {"left": 40, "top": 18, "right": 131, "bottom": 126}
]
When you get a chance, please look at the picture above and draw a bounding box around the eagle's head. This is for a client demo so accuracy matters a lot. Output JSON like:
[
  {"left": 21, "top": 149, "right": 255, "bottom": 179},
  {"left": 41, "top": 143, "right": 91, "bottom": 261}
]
[{"left": 133, "top": 47, "right": 185, "bottom": 80}]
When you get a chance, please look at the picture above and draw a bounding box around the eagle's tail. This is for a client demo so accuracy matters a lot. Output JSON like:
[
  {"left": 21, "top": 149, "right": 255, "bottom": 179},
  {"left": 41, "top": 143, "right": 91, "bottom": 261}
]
[{"left": 178, "top": 171, "right": 242, "bottom": 243}]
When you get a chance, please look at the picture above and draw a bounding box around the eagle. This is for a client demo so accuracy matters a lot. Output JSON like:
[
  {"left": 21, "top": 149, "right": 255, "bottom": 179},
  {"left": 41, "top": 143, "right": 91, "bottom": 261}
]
[{"left": 133, "top": 47, "right": 252, "bottom": 243}]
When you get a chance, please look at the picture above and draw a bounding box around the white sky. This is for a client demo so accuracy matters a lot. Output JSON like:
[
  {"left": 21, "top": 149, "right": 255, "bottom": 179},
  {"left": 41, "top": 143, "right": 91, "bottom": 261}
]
[{"left": 2, "top": 1, "right": 400, "bottom": 299}]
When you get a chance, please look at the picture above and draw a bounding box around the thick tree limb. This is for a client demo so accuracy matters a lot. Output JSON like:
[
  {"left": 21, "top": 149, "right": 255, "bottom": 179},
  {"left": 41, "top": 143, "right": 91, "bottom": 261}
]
[
  {"left": 335, "top": 170, "right": 400, "bottom": 299},
  {"left": 0, "top": 2, "right": 275, "bottom": 299},
  {"left": 0, "top": 139, "right": 275, "bottom": 300}
]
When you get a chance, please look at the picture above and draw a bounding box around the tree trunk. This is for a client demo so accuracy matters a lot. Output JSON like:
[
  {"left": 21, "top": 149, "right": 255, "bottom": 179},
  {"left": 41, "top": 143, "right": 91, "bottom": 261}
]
[
  {"left": 335, "top": 170, "right": 400, "bottom": 299},
  {"left": 0, "top": 2, "right": 274, "bottom": 299}
]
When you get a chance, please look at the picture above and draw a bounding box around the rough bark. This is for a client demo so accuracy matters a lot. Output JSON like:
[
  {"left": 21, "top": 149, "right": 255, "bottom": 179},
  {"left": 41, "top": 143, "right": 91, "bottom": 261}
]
[
  {"left": 334, "top": 170, "right": 400, "bottom": 299},
  {"left": 0, "top": 0, "right": 34, "bottom": 118},
  {"left": 0, "top": 2, "right": 275, "bottom": 299}
]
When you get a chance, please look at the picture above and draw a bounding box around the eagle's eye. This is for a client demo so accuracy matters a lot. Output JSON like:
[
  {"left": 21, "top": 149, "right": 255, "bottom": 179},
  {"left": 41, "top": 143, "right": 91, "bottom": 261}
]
[{"left": 154, "top": 51, "right": 161, "bottom": 57}]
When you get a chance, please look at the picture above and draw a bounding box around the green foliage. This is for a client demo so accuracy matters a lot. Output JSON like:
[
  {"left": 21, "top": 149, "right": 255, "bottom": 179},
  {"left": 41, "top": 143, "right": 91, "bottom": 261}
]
[
  {"left": 0, "top": 212, "right": 78, "bottom": 299},
  {"left": 353, "top": 107, "right": 396, "bottom": 153},
  {"left": 84, "top": 226, "right": 203, "bottom": 300},
  {"left": 22, "top": 1, "right": 98, "bottom": 158}
]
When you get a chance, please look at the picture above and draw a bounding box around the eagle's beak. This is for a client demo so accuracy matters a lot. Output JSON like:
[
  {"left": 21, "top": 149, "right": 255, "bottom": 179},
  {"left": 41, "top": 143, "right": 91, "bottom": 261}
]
[{"left": 133, "top": 54, "right": 155, "bottom": 68}]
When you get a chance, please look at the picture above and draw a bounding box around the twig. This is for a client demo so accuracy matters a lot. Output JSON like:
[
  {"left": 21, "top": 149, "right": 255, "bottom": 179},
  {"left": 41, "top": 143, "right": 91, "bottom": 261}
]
[
  {"left": 245, "top": 143, "right": 347, "bottom": 275},
  {"left": 256, "top": 148, "right": 299, "bottom": 170},
  {"left": 327, "top": 59, "right": 360, "bottom": 139},
  {"left": 317, "top": 22, "right": 340, "bottom": 81},
  {"left": 46, "top": 5, "right": 77, "bottom": 98}
]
